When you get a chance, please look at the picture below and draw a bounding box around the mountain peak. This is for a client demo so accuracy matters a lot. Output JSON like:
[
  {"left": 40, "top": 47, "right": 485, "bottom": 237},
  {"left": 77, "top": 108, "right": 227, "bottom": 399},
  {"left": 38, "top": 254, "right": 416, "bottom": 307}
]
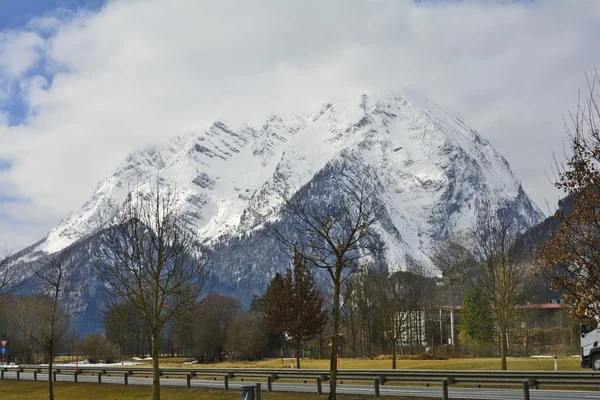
[{"left": 20, "top": 92, "right": 542, "bottom": 308}]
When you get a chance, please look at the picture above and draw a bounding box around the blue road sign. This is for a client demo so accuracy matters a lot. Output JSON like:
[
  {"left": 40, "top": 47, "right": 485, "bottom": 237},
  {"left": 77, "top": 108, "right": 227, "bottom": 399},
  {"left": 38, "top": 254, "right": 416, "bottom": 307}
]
[{"left": 0, "top": 348, "right": 6, "bottom": 355}]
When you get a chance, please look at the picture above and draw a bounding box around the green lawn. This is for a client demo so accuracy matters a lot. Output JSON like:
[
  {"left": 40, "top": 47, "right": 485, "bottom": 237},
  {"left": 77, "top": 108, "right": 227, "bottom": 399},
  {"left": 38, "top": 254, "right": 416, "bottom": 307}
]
[{"left": 0, "top": 381, "right": 431, "bottom": 400}]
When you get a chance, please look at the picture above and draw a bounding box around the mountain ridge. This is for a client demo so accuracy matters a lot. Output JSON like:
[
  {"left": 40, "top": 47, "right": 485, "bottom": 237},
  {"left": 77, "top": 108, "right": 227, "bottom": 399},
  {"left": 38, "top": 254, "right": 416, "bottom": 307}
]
[{"left": 9, "top": 91, "right": 544, "bottom": 331}]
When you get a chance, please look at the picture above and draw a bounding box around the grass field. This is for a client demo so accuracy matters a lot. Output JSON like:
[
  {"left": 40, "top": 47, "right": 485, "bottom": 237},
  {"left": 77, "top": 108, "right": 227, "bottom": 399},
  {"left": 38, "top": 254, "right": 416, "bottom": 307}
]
[
  {"left": 154, "top": 356, "right": 581, "bottom": 371},
  {"left": 0, "top": 381, "right": 430, "bottom": 400}
]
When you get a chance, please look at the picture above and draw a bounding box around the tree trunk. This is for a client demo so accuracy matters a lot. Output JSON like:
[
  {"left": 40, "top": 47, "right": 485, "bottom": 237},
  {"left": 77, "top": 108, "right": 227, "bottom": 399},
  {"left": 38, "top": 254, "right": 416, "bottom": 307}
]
[
  {"left": 500, "top": 327, "right": 507, "bottom": 371},
  {"left": 328, "top": 270, "right": 341, "bottom": 400},
  {"left": 451, "top": 308, "right": 457, "bottom": 354},
  {"left": 319, "top": 331, "right": 323, "bottom": 358},
  {"left": 47, "top": 348, "right": 54, "bottom": 400},
  {"left": 392, "top": 336, "right": 397, "bottom": 370},
  {"left": 296, "top": 340, "right": 301, "bottom": 369},
  {"left": 451, "top": 287, "right": 458, "bottom": 354},
  {"left": 525, "top": 318, "right": 529, "bottom": 357},
  {"left": 152, "top": 333, "right": 161, "bottom": 400},
  {"left": 409, "top": 315, "right": 414, "bottom": 355}
]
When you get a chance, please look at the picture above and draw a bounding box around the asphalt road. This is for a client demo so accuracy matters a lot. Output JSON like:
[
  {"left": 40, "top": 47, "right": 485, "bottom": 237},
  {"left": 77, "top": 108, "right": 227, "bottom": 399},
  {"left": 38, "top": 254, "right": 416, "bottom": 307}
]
[{"left": 3, "top": 371, "right": 599, "bottom": 399}]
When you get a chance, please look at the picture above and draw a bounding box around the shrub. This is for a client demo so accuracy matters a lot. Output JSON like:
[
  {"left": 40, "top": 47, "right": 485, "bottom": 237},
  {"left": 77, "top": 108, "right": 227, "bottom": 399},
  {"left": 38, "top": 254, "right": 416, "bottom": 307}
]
[{"left": 79, "top": 334, "right": 120, "bottom": 364}]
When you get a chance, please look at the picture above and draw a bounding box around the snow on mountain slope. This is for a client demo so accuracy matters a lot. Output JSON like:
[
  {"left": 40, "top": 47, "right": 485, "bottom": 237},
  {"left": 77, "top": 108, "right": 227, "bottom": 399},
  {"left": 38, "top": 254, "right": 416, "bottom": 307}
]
[{"left": 27, "top": 92, "right": 542, "bottom": 275}]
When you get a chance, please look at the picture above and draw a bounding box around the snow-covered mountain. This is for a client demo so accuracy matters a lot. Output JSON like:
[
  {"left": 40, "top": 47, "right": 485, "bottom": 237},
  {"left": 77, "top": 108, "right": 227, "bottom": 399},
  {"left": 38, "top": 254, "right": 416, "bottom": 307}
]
[{"left": 12, "top": 92, "right": 543, "bottom": 331}]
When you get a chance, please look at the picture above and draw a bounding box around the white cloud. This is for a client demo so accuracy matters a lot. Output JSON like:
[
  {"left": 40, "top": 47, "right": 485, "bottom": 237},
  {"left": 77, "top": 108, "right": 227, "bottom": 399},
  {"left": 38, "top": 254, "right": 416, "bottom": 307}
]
[
  {"left": 1, "top": 0, "right": 600, "bottom": 251},
  {"left": 26, "top": 14, "right": 70, "bottom": 34},
  {"left": 0, "top": 30, "right": 44, "bottom": 79}
]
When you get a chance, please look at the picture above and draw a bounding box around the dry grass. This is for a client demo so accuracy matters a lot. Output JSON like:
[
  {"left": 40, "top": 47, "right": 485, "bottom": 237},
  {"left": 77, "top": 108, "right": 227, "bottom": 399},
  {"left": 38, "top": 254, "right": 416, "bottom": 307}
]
[{"left": 154, "top": 356, "right": 581, "bottom": 371}]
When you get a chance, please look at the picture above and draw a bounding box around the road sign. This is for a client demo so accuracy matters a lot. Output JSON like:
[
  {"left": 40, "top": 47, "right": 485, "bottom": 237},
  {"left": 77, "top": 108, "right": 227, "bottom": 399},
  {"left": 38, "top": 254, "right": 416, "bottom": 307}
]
[
  {"left": 0, "top": 348, "right": 5, "bottom": 355},
  {"left": 0, "top": 340, "right": 7, "bottom": 347}
]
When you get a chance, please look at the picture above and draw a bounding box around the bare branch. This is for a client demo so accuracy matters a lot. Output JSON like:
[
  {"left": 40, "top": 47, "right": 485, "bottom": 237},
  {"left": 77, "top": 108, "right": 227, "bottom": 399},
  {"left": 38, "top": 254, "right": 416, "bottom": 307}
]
[
  {"left": 96, "top": 176, "right": 208, "bottom": 400},
  {"left": 266, "top": 169, "right": 383, "bottom": 399}
]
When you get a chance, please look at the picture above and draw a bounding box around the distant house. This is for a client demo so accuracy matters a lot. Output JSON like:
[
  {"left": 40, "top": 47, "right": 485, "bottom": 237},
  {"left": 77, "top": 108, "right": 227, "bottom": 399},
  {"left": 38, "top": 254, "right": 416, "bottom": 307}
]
[{"left": 394, "top": 301, "right": 570, "bottom": 352}]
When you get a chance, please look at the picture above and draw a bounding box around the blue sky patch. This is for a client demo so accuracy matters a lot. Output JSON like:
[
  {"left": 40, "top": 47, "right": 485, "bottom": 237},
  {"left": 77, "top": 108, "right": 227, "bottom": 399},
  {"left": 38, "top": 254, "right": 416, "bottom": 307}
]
[
  {"left": 0, "top": 0, "right": 105, "bottom": 126},
  {"left": 0, "top": 0, "right": 106, "bottom": 30}
]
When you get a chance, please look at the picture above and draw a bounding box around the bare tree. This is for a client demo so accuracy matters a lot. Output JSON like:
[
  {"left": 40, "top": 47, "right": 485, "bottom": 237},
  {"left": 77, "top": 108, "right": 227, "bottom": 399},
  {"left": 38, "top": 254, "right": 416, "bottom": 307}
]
[
  {"left": 97, "top": 180, "right": 208, "bottom": 400},
  {"left": 191, "top": 294, "right": 240, "bottom": 363},
  {"left": 375, "top": 266, "right": 404, "bottom": 368},
  {"left": 376, "top": 264, "right": 428, "bottom": 368},
  {"left": 2, "top": 296, "right": 34, "bottom": 362},
  {"left": 269, "top": 176, "right": 383, "bottom": 400},
  {"left": 472, "top": 201, "right": 531, "bottom": 370},
  {"left": 26, "top": 253, "right": 76, "bottom": 400},
  {"left": 343, "top": 267, "right": 378, "bottom": 357},
  {"left": 226, "top": 311, "right": 269, "bottom": 361},
  {"left": 537, "top": 71, "right": 600, "bottom": 323},
  {"left": 78, "top": 334, "right": 120, "bottom": 364},
  {"left": 430, "top": 237, "right": 476, "bottom": 352},
  {"left": 0, "top": 247, "right": 19, "bottom": 297},
  {"left": 103, "top": 300, "right": 150, "bottom": 357}
]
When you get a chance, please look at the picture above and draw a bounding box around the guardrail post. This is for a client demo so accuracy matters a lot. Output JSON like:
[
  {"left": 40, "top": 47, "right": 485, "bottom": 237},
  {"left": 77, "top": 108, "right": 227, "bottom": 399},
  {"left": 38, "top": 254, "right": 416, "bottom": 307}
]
[
  {"left": 16, "top": 370, "right": 19, "bottom": 380},
  {"left": 523, "top": 380, "right": 530, "bottom": 400},
  {"left": 1, "top": 370, "right": 4, "bottom": 379},
  {"left": 256, "top": 383, "right": 262, "bottom": 400},
  {"left": 23, "top": 366, "right": 588, "bottom": 395},
  {"left": 442, "top": 379, "right": 449, "bottom": 400}
]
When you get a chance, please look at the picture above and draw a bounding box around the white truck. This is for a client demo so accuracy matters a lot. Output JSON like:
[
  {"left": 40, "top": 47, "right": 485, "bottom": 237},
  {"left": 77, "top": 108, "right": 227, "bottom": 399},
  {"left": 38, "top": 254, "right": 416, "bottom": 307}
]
[{"left": 580, "top": 324, "right": 600, "bottom": 370}]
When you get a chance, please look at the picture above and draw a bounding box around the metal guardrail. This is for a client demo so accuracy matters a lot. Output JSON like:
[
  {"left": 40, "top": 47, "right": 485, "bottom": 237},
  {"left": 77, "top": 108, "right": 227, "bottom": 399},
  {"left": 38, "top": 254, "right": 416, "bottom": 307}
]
[{"left": 6, "top": 365, "right": 600, "bottom": 398}]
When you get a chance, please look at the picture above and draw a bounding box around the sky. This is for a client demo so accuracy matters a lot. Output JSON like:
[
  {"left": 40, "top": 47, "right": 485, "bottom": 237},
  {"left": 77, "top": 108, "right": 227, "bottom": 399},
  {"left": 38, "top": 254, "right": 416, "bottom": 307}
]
[{"left": 0, "top": 0, "right": 599, "bottom": 253}]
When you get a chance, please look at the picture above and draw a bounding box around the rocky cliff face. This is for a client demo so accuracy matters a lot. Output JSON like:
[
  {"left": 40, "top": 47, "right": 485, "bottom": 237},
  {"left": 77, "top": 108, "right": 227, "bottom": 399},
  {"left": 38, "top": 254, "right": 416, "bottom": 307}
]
[{"left": 10, "top": 92, "right": 544, "bottom": 332}]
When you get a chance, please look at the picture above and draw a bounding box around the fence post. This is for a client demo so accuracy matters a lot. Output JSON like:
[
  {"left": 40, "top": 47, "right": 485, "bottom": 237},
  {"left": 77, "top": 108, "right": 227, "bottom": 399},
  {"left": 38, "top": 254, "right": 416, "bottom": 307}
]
[
  {"left": 316, "top": 377, "right": 322, "bottom": 395},
  {"left": 256, "top": 383, "right": 262, "bottom": 400},
  {"left": 186, "top": 374, "right": 191, "bottom": 388},
  {"left": 267, "top": 375, "right": 273, "bottom": 392},
  {"left": 523, "top": 380, "right": 530, "bottom": 400},
  {"left": 374, "top": 378, "right": 380, "bottom": 397},
  {"left": 224, "top": 374, "right": 229, "bottom": 390},
  {"left": 33, "top": 370, "right": 37, "bottom": 381},
  {"left": 442, "top": 379, "right": 449, "bottom": 400},
  {"left": 97, "top": 372, "right": 102, "bottom": 384},
  {"left": 52, "top": 371, "right": 56, "bottom": 382},
  {"left": 124, "top": 372, "right": 128, "bottom": 385}
]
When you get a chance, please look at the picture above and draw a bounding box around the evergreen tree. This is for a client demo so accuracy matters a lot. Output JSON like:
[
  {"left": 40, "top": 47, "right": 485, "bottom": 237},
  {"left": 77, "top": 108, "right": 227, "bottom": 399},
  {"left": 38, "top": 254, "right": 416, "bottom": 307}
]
[
  {"left": 262, "top": 252, "right": 328, "bottom": 368},
  {"left": 459, "top": 286, "right": 493, "bottom": 344},
  {"left": 263, "top": 273, "right": 286, "bottom": 333}
]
